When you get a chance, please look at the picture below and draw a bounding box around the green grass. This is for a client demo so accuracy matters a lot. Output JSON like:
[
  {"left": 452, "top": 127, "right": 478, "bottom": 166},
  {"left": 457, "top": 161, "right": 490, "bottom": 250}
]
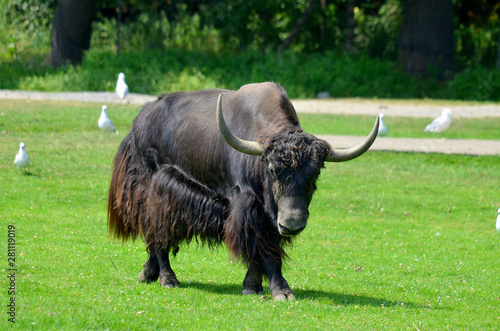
[
  {"left": 0, "top": 100, "right": 499, "bottom": 329},
  {"left": 298, "top": 113, "right": 500, "bottom": 140}
]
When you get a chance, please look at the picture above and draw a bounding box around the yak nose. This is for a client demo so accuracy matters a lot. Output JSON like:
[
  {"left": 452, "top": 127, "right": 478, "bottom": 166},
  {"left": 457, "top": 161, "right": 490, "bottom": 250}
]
[
  {"left": 278, "top": 221, "right": 306, "bottom": 236},
  {"left": 277, "top": 198, "right": 308, "bottom": 237}
]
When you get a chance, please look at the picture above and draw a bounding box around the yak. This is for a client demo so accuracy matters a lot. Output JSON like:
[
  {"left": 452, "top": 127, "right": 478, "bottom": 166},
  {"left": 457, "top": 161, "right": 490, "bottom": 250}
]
[{"left": 108, "top": 82, "right": 379, "bottom": 301}]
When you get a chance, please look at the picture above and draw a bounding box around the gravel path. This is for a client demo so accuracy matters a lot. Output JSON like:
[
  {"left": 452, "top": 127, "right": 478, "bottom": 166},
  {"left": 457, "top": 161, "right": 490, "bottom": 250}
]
[
  {"left": 1, "top": 89, "right": 499, "bottom": 156},
  {"left": 0, "top": 89, "right": 157, "bottom": 105}
]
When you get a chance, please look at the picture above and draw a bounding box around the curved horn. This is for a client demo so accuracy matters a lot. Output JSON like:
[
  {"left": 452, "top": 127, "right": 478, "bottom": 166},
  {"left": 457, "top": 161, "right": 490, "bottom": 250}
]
[
  {"left": 326, "top": 115, "right": 380, "bottom": 162},
  {"left": 216, "top": 94, "right": 263, "bottom": 156}
]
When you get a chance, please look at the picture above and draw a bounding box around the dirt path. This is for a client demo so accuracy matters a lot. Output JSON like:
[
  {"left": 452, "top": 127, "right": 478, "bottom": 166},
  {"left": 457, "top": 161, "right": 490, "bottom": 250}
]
[{"left": 1, "top": 90, "right": 499, "bottom": 156}]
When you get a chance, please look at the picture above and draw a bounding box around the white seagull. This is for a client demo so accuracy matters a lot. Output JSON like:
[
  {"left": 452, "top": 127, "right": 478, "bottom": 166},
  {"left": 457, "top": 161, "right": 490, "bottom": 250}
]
[
  {"left": 377, "top": 113, "right": 388, "bottom": 137},
  {"left": 115, "top": 72, "right": 129, "bottom": 99},
  {"left": 14, "top": 142, "right": 30, "bottom": 175},
  {"left": 98, "top": 105, "right": 118, "bottom": 134},
  {"left": 496, "top": 208, "right": 500, "bottom": 233},
  {"left": 424, "top": 108, "right": 452, "bottom": 133}
]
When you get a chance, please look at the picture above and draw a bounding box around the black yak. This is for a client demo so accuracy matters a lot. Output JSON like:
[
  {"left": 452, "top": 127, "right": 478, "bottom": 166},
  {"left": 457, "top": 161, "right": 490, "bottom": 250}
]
[{"left": 108, "top": 82, "right": 379, "bottom": 301}]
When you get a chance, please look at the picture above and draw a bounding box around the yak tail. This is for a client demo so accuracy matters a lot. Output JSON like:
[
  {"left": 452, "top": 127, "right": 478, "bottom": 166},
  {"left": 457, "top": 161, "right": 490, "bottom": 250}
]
[{"left": 108, "top": 133, "right": 150, "bottom": 242}]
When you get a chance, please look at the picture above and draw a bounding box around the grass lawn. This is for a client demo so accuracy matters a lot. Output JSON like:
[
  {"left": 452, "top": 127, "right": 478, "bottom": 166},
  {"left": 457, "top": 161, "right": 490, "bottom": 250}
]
[
  {"left": 0, "top": 100, "right": 499, "bottom": 329},
  {"left": 298, "top": 113, "right": 500, "bottom": 140}
]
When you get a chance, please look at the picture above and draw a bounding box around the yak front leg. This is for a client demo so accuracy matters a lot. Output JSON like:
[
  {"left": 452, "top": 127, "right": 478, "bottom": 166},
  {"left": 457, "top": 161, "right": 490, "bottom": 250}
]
[
  {"left": 242, "top": 261, "right": 263, "bottom": 295},
  {"left": 261, "top": 254, "right": 295, "bottom": 301}
]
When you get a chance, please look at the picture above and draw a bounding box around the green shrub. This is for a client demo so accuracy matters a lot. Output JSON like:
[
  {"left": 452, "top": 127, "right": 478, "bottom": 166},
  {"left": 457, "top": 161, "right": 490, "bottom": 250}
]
[
  {"left": 1, "top": 48, "right": 499, "bottom": 101},
  {"left": 449, "top": 66, "right": 500, "bottom": 101}
]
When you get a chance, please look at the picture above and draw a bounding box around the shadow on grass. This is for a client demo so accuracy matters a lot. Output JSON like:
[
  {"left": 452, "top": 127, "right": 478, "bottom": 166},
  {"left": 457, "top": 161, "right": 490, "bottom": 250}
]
[
  {"left": 181, "top": 281, "right": 242, "bottom": 296},
  {"left": 293, "top": 288, "right": 421, "bottom": 308},
  {"left": 14, "top": 171, "right": 42, "bottom": 178},
  {"left": 175, "top": 281, "right": 423, "bottom": 308},
  {"left": 23, "top": 171, "right": 41, "bottom": 177}
]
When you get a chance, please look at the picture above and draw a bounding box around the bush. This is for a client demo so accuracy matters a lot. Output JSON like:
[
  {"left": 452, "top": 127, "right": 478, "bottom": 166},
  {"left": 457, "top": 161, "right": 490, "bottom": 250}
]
[
  {"left": 0, "top": 0, "right": 53, "bottom": 59},
  {"left": 0, "top": 0, "right": 498, "bottom": 101},
  {"left": 448, "top": 66, "right": 500, "bottom": 101},
  {"left": 1, "top": 47, "right": 498, "bottom": 101}
]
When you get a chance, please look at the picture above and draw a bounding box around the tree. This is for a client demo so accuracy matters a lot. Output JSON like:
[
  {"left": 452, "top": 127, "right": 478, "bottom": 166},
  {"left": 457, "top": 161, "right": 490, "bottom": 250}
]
[
  {"left": 344, "top": 0, "right": 355, "bottom": 53},
  {"left": 397, "top": 0, "right": 454, "bottom": 78},
  {"left": 45, "top": 0, "right": 95, "bottom": 67},
  {"left": 498, "top": 24, "right": 500, "bottom": 69},
  {"left": 279, "top": 0, "right": 318, "bottom": 51}
]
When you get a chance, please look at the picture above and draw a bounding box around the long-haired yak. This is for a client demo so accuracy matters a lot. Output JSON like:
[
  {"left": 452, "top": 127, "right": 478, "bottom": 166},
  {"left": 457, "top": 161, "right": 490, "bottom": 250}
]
[{"left": 108, "top": 82, "right": 379, "bottom": 301}]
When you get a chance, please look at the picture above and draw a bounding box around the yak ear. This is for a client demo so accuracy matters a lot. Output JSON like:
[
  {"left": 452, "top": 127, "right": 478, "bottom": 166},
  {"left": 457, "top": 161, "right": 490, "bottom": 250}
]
[
  {"left": 216, "top": 94, "right": 264, "bottom": 156},
  {"left": 325, "top": 115, "right": 379, "bottom": 162}
]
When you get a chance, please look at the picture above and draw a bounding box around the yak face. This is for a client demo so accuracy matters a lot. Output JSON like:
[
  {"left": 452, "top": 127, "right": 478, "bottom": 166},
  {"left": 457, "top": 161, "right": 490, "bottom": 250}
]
[
  {"left": 261, "top": 131, "right": 331, "bottom": 237},
  {"left": 216, "top": 91, "right": 379, "bottom": 237}
]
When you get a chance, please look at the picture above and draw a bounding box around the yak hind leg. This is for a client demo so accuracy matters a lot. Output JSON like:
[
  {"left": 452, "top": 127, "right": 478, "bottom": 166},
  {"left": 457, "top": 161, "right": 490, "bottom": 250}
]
[
  {"left": 242, "top": 262, "right": 263, "bottom": 295},
  {"left": 138, "top": 243, "right": 160, "bottom": 283},
  {"left": 156, "top": 244, "right": 180, "bottom": 289},
  {"left": 137, "top": 242, "right": 180, "bottom": 288}
]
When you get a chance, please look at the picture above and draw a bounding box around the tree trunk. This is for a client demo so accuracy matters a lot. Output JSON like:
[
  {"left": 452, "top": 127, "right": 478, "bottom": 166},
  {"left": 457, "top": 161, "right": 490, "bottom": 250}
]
[
  {"left": 45, "top": 0, "right": 95, "bottom": 67},
  {"left": 397, "top": 0, "right": 453, "bottom": 78}
]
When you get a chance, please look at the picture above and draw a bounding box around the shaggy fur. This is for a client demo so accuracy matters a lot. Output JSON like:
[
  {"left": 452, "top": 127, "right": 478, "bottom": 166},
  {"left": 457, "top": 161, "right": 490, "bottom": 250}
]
[
  {"left": 107, "top": 82, "right": 359, "bottom": 300},
  {"left": 108, "top": 134, "right": 230, "bottom": 251}
]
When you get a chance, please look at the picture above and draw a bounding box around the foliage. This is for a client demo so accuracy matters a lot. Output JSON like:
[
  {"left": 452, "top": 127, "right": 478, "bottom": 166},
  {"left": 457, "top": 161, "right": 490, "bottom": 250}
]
[
  {"left": 92, "top": 6, "right": 221, "bottom": 53},
  {"left": 449, "top": 66, "right": 500, "bottom": 101},
  {"left": 2, "top": 0, "right": 499, "bottom": 66},
  {"left": 353, "top": 0, "right": 402, "bottom": 60},
  {"left": 0, "top": 0, "right": 499, "bottom": 101},
  {"left": 1, "top": 48, "right": 499, "bottom": 101},
  {"left": 455, "top": 22, "right": 500, "bottom": 68},
  {"left": 0, "top": 100, "right": 499, "bottom": 329},
  {"left": 0, "top": 0, "right": 53, "bottom": 60},
  {"left": 454, "top": 0, "right": 500, "bottom": 68},
  {"left": 3, "top": 0, "right": 54, "bottom": 33}
]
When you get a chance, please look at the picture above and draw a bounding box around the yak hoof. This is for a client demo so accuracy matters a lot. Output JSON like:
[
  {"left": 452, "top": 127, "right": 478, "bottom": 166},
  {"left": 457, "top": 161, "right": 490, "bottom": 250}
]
[
  {"left": 271, "top": 290, "right": 296, "bottom": 301},
  {"left": 242, "top": 288, "right": 263, "bottom": 295},
  {"left": 137, "top": 268, "right": 159, "bottom": 283},
  {"left": 160, "top": 280, "right": 180, "bottom": 289},
  {"left": 159, "top": 276, "right": 180, "bottom": 289}
]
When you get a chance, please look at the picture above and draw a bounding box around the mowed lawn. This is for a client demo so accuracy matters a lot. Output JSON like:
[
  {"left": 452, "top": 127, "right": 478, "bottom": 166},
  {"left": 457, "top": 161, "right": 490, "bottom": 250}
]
[{"left": 0, "top": 99, "right": 499, "bottom": 330}]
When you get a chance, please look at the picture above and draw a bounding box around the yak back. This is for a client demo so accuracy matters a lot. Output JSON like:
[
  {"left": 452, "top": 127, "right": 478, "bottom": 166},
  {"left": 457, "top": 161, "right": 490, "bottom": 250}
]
[{"left": 130, "top": 82, "right": 301, "bottom": 193}]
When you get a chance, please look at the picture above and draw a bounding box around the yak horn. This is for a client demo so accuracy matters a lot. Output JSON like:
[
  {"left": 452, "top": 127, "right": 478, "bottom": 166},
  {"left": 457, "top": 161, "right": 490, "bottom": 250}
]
[
  {"left": 216, "top": 94, "right": 263, "bottom": 156},
  {"left": 326, "top": 115, "right": 380, "bottom": 162}
]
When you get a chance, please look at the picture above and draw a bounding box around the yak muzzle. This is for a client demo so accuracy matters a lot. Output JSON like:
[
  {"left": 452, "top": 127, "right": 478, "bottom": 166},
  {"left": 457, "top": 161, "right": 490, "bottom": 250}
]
[{"left": 277, "top": 198, "right": 308, "bottom": 237}]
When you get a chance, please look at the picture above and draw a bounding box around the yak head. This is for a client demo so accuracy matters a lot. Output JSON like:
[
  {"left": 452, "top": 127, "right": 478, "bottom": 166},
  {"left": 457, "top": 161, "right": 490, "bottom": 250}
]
[
  {"left": 216, "top": 94, "right": 379, "bottom": 237},
  {"left": 260, "top": 131, "right": 331, "bottom": 236}
]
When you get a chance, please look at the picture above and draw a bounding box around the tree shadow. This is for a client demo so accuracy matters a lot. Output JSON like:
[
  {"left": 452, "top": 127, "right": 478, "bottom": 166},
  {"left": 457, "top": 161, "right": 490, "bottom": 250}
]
[{"left": 177, "top": 281, "right": 424, "bottom": 308}]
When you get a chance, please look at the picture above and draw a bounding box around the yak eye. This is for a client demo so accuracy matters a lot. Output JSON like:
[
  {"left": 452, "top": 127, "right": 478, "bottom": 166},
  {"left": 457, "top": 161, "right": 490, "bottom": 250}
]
[{"left": 268, "top": 162, "right": 277, "bottom": 178}]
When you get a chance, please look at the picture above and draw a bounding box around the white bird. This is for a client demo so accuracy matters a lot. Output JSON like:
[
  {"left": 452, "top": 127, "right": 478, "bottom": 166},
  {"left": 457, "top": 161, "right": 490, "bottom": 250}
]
[
  {"left": 496, "top": 208, "right": 500, "bottom": 233},
  {"left": 98, "top": 105, "right": 118, "bottom": 134},
  {"left": 115, "top": 72, "right": 129, "bottom": 99},
  {"left": 377, "top": 113, "right": 388, "bottom": 137},
  {"left": 14, "top": 142, "right": 30, "bottom": 175},
  {"left": 424, "top": 108, "right": 452, "bottom": 133}
]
